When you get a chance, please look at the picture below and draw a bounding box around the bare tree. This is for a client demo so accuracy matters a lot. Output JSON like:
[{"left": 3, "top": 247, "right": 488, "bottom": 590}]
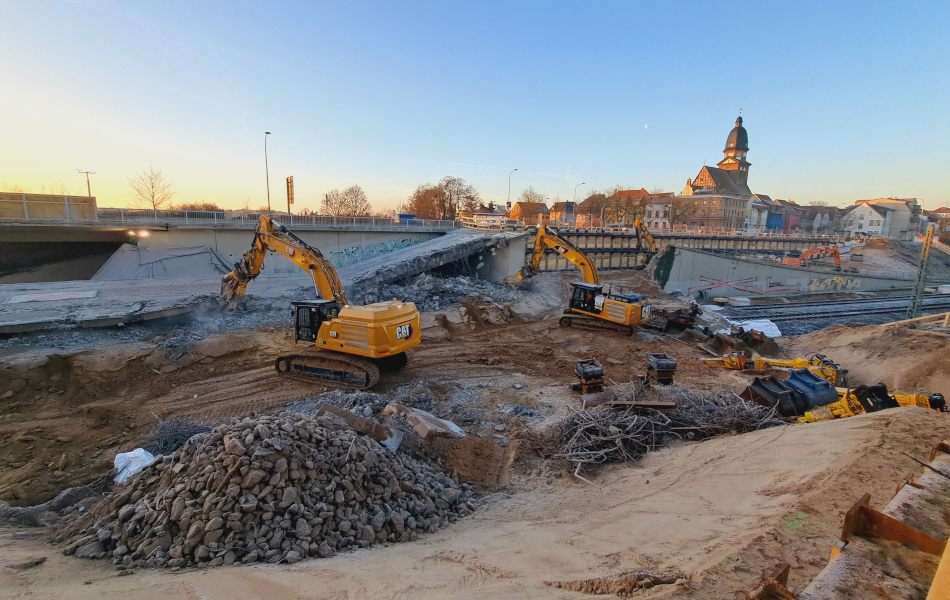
[
  {"left": 342, "top": 185, "right": 372, "bottom": 216},
  {"left": 402, "top": 176, "right": 480, "bottom": 219},
  {"left": 321, "top": 189, "right": 346, "bottom": 215},
  {"left": 1, "top": 183, "right": 30, "bottom": 192},
  {"left": 39, "top": 183, "right": 71, "bottom": 195},
  {"left": 321, "top": 185, "right": 372, "bottom": 216},
  {"left": 439, "top": 176, "right": 480, "bottom": 218},
  {"left": 518, "top": 186, "right": 545, "bottom": 204},
  {"left": 177, "top": 201, "right": 222, "bottom": 211},
  {"left": 129, "top": 162, "right": 176, "bottom": 210},
  {"left": 807, "top": 200, "right": 829, "bottom": 207}
]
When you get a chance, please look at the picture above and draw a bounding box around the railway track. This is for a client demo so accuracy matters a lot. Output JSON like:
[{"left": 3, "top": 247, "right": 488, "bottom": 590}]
[{"left": 721, "top": 293, "right": 950, "bottom": 322}]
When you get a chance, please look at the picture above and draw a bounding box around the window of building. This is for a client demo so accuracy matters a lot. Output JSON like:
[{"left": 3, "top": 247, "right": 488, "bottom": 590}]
[
  {"left": 859, "top": 214, "right": 865, "bottom": 220},
  {"left": 858, "top": 223, "right": 863, "bottom": 230}
]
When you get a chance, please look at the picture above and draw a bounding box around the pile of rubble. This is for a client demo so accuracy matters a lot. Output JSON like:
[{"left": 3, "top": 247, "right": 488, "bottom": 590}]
[
  {"left": 376, "top": 274, "right": 524, "bottom": 312},
  {"left": 60, "top": 412, "right": 476, "bottom": 569}
]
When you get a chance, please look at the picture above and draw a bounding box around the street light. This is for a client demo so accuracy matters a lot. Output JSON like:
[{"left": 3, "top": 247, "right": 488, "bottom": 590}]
[
  {"left": 507, "top": 168, "right": 517, "bottom": 208},
  {"left": 74, "top": 166, "right": 98, "bottom": 197},
  {"left": 264, "top": 132, "right": 272, "bottom": 211},
  {"left": 573, "top": 183, "right": 586, "bottom": 202}
]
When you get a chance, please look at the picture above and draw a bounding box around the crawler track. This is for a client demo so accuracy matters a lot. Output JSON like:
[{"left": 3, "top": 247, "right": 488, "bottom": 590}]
[{"left": 275, "top": 351, "right": 381, "bottom": 390}]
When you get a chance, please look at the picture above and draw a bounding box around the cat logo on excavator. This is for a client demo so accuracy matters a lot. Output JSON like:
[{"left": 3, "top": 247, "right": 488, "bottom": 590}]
[{"left": 396, "top": 323, "right": 413, "bottom": 340}]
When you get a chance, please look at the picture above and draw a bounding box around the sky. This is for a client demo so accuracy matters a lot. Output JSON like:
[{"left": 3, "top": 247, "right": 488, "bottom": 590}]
[{"left": 2, "top": 0, "right": 949, "bottom": 213}]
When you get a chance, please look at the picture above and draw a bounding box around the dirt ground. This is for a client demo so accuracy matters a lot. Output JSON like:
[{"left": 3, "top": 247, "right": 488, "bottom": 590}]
[
  {"left": 2, "top": 408, "right": 948, "bottom": 599},
  {"left": 1, "top": 271, "right": 949, "bottom": 598}
]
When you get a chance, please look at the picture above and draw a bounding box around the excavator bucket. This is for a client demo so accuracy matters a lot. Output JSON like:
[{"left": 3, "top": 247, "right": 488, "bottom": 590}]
[{"left": 710, "top": 333, "right": 739, "bottom": 355}]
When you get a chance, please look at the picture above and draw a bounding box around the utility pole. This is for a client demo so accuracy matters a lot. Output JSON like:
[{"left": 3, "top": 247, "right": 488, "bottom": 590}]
[
  {"left": 75, "top": 166, "right": 98, "bottom": 196},
  {"left": 907, "top": 225, "right": 934, "bottom": 319},
  {"left": 264, "top": 132, "right": 272, "bottom": 211}
]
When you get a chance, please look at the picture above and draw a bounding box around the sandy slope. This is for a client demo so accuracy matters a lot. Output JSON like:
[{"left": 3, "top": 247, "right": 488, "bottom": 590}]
[
  {"left": 786, "top": 323, "right": 950, "bottom": 392},
  {"left": 3, "top": 407, "right": 948, "bottom": 599}
]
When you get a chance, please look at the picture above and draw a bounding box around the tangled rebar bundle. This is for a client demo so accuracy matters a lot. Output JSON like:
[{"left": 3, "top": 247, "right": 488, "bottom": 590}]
[
  {"left": 144, "top": 416, "right": 213, "bottom": 456},
  {"left": 555, "top": 384, "right": 784, "bottom": 469}
]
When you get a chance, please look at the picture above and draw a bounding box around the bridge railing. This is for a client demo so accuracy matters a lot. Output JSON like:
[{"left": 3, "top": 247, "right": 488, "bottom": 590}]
[
  {"left": 526, "top": 224, "right": 847, "bottom": 241},
  {"left": 459, "top": 214, "right": 526, "bottom": 231},
  {"left": 88, "top": 208, "right": 459, "bottom": 230}
]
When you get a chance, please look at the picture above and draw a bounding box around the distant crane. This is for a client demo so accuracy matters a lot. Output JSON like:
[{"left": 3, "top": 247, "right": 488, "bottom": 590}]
[{"left": 906, "top": 225, "right": 935, "bottom": 319}]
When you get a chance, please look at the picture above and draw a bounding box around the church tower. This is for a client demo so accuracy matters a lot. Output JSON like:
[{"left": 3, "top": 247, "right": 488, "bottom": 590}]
[{"left": 717, "top": 116, "right": 751, "bottom": 187}]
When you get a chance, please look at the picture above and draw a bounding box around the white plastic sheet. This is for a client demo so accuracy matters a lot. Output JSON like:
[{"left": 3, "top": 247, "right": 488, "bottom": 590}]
[
  {"left": 716, "top": 318, "right": 782, "bottom": 338},
  {"left": 114, "top": 448, "right": 155, "bottom": 483}
]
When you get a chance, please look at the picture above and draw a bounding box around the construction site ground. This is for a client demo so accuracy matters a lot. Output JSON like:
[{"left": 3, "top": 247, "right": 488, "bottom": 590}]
[{"left": 1, "top": 271, "right": 949, "bottom": 598}]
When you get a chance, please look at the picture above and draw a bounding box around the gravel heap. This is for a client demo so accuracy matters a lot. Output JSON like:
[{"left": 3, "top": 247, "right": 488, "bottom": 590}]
[
  {"left": 377, "top": 274, "right": 523, "bottom": 312},
  {"left": 61, "top": 413, "right": 476, "bottom": 569}
]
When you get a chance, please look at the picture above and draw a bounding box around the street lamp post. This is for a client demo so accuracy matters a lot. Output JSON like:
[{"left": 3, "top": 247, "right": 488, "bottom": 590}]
[
  {"left": 507, "top": 168, "right": 517, "bottom": 208},
  {"left": 573, "top": 182, "right": 586, "bottom": 202},
  {"left": 75, "top": 166, "right": 98, "bottom": 197},
  {"left": 264, "top": 132, "right": 272, "bottom": 211}
]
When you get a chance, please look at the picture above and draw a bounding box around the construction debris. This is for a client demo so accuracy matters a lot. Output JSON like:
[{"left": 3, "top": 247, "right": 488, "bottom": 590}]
[
  {"left": 375, "top": 274, "right": 524, "bottom": 312},
  {"left": 379, "top": 404, "right": 465, "bottom": 440},
  {"left": 557, "top": 385, "right": 784, "bottom": 468},
  {"left": 59, "top": 412, "right": 475, "bottom": 569}
]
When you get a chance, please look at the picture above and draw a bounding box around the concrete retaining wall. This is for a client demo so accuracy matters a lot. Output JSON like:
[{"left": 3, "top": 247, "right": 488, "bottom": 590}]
[{"left": 657, "top": 246, "right": 913, "bottom": 298}]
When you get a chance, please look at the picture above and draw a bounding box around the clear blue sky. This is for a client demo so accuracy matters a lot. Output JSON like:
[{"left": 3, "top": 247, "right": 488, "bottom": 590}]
[{"left": 2, "top": 0, "right": 948, "bottom": 211}]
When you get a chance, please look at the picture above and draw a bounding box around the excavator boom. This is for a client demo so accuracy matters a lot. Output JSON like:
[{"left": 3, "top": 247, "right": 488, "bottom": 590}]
[
  {"left": 221, "top": 216, "right": 347, "bottom": 306},
  {"left": 515, "top": 224, "right": 600, "bottom": 284}
]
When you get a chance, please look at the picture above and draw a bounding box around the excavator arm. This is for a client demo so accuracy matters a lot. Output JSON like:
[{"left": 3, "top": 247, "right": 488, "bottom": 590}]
[
  {"left": 221, "top": 215, "right": 347, "bottom": 306},
  {"left": 515, "top": 224, "right": 600, "bottom": 284},
  {"left": 634, "top": 218, "right": 657, "bottom": 254}
]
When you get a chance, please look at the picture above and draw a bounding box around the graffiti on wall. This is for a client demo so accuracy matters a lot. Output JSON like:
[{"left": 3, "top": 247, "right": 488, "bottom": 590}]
[
  {"left": 329, "top": 237, "right": 417, "bottom": 268},
  {"left": 808, "top": 276, "right": 860, "bottom": 292},
  {"left": 687, "top": 276, "right": 802, "bottom": 296}
]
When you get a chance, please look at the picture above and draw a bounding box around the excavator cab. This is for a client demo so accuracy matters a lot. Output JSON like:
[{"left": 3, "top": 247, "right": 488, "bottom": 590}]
[
  {"left": 292, "top": 300, "right": 340, "bottom": 344},
  {"left": 569, "top": 282, "right": 601, "bottom": 314}
]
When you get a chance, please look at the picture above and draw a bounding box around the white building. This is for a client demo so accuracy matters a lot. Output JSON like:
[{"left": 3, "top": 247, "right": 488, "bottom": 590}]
[
  {"left": 844, "top": 198, "right": 920, "bottom": 240},
  {"left": 643, "top": 197, "right": 672, "bottom": 230}
]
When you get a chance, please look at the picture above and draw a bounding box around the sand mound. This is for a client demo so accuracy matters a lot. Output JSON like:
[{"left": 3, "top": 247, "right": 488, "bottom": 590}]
[{"left": 785, "top": 324, "right": 950, "bottom": 392}]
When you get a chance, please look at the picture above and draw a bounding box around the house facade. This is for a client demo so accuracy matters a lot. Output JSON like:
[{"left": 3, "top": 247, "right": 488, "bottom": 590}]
[{"left": 509, "top": 201, "right": 549, "bottom": 224}]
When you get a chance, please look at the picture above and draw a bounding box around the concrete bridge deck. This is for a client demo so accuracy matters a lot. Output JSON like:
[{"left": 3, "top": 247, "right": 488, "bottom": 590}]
[{"left": 0, "top": 228, "right": 525, "bottom": 334}]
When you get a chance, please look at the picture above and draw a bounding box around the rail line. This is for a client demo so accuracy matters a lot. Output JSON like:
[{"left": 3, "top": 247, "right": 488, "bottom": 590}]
[{"left": 721, "top": 293, "right": 950, "bottom": 322}]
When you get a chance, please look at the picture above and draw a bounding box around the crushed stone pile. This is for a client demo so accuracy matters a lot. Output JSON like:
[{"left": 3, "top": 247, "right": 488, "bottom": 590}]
[
  {"left": 377, "top": 274, "right": 524, "bottom": 312},
  {"left": 60, "top": 412, "right": 476, "bottom": 569}
]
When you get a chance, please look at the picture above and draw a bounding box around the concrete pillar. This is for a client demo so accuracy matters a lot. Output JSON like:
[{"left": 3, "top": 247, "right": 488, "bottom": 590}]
[{"left": 483, "top": 234, "right": 527, "bottom": 283}]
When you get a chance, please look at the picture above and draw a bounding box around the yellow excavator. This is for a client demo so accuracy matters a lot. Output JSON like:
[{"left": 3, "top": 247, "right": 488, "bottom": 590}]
[
  {"left": 798, "top": 385, "right": 946, "bottom": 423},
  {"left": 704, "top": 352, "right": 848, "bottom": 387},
  {"left": 221, "top": 216, "right": 421, "bottom": 389},
  {"left": 510, "top": 224, "right": 652, "bottom": 335}
]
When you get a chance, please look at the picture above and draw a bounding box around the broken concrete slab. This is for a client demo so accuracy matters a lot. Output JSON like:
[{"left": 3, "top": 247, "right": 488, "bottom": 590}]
[
  {"left": 315, "top": 405, "right": 403, "bottom": 449},
  {"left": 380, "top": 404, "right": 466, "bottom": 440}
]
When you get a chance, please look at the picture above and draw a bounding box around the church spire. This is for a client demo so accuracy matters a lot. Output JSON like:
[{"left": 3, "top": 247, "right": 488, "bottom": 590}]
[{"left": 718, "top": 115, "right": 750, "bottom": 186}]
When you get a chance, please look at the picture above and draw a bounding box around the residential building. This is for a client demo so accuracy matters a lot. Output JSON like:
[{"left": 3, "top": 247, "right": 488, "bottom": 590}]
[
  {"left": 509, "top": 201, "right": 549, "bottom": 225},
  {"left": 549, "top": 201, "right": 576, "bottom": 226},
  {"left": 844, "top": 198, "right": 921, "bottom": 240},
  {"left": 744, "top": 194, "right": 771, "bottom": 232}
]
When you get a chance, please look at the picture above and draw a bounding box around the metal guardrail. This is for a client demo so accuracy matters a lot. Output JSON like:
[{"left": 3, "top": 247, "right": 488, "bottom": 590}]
[
  {"left": 2, "top": 204, "right": 459, "bottom": 230},
  {"left": 93, "top": 208, "right": 459, "bottom": 230}
]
